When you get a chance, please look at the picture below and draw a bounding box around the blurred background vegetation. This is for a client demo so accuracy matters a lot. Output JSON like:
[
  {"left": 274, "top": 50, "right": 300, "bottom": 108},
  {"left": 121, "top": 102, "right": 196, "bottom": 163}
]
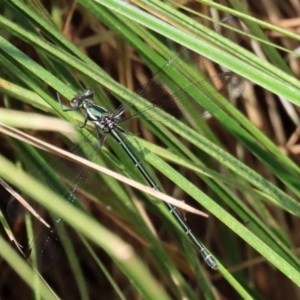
[{"left": 1, "top": 0, "right": 300, "bottom": 299}]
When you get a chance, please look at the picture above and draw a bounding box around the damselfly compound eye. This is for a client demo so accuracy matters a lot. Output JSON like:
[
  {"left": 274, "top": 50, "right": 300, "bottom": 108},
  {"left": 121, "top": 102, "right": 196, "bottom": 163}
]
[{"left": 70, "top": 98, "right": 79, "bottom": 107}]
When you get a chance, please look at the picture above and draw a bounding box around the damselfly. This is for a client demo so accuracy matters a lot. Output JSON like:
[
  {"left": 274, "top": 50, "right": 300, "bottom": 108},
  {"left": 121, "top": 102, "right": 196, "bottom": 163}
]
[
  {"left": 8, "top": 15, "right": 245, "bottom": 272},
  {"left": 57, "top": 16, "right": 245, "bottom": 269}
]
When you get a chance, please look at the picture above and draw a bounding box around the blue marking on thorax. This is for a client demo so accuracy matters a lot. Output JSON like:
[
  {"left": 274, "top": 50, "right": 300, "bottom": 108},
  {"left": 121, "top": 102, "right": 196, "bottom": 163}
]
[{"left": 88, "top": 106, "right": 108, "bottom": 119}]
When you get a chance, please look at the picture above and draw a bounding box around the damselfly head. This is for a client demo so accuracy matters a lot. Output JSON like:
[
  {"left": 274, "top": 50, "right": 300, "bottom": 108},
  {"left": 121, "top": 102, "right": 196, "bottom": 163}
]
[{"left": 70, "top": 89, "right": 94, "bottom": 108}]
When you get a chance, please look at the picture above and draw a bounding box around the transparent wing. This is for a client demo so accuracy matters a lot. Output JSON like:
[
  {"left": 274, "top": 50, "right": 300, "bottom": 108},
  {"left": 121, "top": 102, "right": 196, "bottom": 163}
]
[
  {"left": 118, "top": 71, "right": 244, "bottom": 126},
  {"left": 8, "top": 134, "right": 98, "bottom": 272},
  {"left": 113, "top": 15, "right": 245, "bottom": 121},
  {"left": 28, "top": 226, "right": 62, "bottom": 273}
]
